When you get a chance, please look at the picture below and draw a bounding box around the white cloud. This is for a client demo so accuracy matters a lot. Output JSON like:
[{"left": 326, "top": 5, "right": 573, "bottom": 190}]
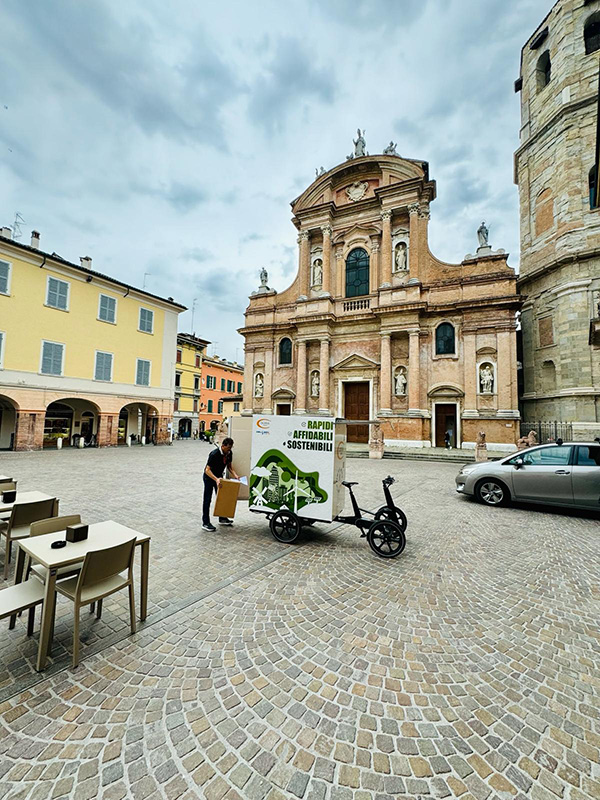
[{"left": 0, "top": 0, "right": 550, "bottom": 359}]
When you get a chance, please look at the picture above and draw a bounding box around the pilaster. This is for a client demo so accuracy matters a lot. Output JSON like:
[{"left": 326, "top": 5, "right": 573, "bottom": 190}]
[
  {"left": 380, "top": 334, "right": 392, "bottom": 413},
  {"left": 380, "top": 211, "right": 393, "bottom": 288},
  {"left": 298, "top": 231, "right": 311, "bottom": 299},
  {"left": 408, "top": 203, "right": 420, "bottom": 279},
  {"left": 408, "top": 329, "right": 421, "bottom": 414},
  {"left": 97, "top": 413, "right": 119, "bottom": 447},
  {"left": 321, "top": 226, "right": 332, "bottom": 296},
  {"left": 296, "top": 340, "right": 307, "bottom": 413},
  {"left": 319, "top": 339, "right": 330, "bottom": 413},
  {"left": 14, "top": 411, "right": 44, "bottom": 451},
  {"left": 243, "top": 350, "right": 255, "bottom": 413}
]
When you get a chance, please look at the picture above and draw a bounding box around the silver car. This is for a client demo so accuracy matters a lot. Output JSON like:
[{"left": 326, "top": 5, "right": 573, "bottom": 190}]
[{"left": 455, "top": 442, "right": 600, "bottom": 510}]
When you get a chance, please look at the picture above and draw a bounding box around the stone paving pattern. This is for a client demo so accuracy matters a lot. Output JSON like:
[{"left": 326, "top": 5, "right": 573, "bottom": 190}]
[{"left": 0, "top": 442, "right": 599, "bottom": 799}]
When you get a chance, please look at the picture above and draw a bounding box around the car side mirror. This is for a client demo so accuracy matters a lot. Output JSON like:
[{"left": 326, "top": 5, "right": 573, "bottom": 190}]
[{"left": 513, "top": 457, "right": 524, "bottom": 469}]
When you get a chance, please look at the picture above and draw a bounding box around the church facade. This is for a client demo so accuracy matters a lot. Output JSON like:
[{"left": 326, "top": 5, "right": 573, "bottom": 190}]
[{"left": 239, "top": 138, "right": 521, "bottom": 449}]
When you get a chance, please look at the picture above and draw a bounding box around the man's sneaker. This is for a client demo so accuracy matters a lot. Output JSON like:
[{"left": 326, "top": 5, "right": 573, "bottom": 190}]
[
  {"left": 218, "top": 517, "right": 233, "bottom": 526},
  {"left": 202, "top": 523, "right": 217, "bottom": 532}
]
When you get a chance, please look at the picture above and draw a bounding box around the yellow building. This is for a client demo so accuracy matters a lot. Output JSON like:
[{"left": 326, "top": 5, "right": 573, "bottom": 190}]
[
  {"left": 220, "top": 394, "right": 243, "bottom": 422},
  {"left": 0, "top": 227, "right": 185, "bottom": 450},
  {"left": 174, "top": 333, "right": 210, "bottom": 437}
]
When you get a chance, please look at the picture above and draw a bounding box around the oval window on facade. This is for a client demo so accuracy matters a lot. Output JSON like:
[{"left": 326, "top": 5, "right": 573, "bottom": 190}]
[{"left": 345, "top": 248, "right": 370, "bottom": 298}]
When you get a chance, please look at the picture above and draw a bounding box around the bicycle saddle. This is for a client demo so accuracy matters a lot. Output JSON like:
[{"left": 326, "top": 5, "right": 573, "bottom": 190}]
[{"left": 342, "top": 481, "right": 358, "bottom": 487}]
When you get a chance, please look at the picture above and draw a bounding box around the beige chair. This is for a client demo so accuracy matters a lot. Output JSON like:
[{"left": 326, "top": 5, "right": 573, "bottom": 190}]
[
  {"left": 27, "top": 515, "right": 82, "bottom": 583},
  {"left": 0, "top": 498, "right": 58, "bottom": 579},
  {"left": 0, "top": 482, "right": 17, "bottom": 522},
  {"left": 55, "top": 538, "right": 137, "bottom": 667},
  {"left": 0, "top": 580, "right": 46, "bottom": 637}
]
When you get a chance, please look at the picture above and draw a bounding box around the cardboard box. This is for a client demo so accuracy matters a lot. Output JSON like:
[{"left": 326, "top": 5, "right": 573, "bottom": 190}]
[{"left": 213, "top": 479, "right": 241, "bottom": 518}]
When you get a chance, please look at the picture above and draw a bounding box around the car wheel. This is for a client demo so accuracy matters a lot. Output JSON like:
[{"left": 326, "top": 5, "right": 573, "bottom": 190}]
[{"left": 475, "top": 478, "right": 510, "bottom": 507}]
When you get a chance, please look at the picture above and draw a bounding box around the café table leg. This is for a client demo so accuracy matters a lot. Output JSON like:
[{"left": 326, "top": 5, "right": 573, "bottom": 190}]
[
  {"left": 37, "top": 569, "right": 57, "bottom": 672},
  {"left": 140, "top": 541, "right": 149, "bottom": 622}
]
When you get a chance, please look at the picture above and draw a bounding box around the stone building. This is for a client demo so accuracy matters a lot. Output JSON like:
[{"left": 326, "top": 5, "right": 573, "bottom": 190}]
[
  {"left": 239, "top": 137, "right": 521, "bottom": 449},
  {"left": 515, "top": 0, "right": 600, "bottom": 437}
]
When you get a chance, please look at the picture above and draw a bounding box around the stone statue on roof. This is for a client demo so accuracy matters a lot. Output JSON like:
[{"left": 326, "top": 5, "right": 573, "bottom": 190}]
[
  {"left": 383, "top": 141, "right": 398, "bottom": 156},
  {"left": 477, "top": 221, "right": 489, "bottom": 248},
  {"left": 353, "top": 128, "right": 366, "bottom": 157}
]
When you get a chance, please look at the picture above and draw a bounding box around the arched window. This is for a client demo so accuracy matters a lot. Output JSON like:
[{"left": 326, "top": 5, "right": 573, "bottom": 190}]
[
  {"left": 536, "top": 51, "right": 551, "bottom": 92},
  {"left": 585, "top": 13, "right": 600, "bottom": 54},
  {"left": 345, "top": 247, "right": 370, "bottom": 298},
  {"left": 436, "top": 323, "right": 455, "bottom": 355},
  {"left": 279, "top": 337, "right": 292, "bottom": 365},
  {"left": 590, "top": 166, "right": 597, "bottom": 209}
]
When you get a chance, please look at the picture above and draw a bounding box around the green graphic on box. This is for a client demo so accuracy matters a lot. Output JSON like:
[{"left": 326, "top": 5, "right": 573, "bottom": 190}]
[{"left": 250, "top": 448, "right": 328, "bottom": 512}]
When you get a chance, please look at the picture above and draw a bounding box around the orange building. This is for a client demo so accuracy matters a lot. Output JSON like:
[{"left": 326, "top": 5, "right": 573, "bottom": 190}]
[{"left": 198, "top": 355, "right": 244, "bottom": 432}]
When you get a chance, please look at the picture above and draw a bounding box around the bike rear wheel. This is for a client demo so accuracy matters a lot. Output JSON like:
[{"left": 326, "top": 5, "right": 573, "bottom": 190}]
[
  {"left": 270, "top": 510, "right": 301, "bottom": 543},
  {"left": 374, "top": 505, "right": 408, "bottom": 532}
]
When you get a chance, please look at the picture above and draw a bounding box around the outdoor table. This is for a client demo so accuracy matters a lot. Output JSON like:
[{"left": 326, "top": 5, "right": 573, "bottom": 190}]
[
  {"left": 0, "top": 491, "right": 56, "bottom": 514},
  {"left": 14, "top": 520, "right": 151, "bottom": 672}
]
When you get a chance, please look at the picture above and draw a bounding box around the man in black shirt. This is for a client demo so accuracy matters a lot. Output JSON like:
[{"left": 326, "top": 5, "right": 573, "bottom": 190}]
[{"left": 202, "top": 437, "right": 239, "bottom": 532}]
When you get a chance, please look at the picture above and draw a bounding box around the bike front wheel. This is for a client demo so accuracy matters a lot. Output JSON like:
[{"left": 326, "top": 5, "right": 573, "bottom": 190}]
[
  {"left": 367, "top": 520, "right": 406, "bottom": 559},
  {"left": 270, "top": 510, "right": 301, "bottom": 544}
]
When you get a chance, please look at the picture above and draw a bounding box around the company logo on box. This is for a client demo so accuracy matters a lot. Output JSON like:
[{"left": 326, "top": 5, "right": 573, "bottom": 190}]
[{"left": 256, "top": 417, "right": 271, "bottom": 433}]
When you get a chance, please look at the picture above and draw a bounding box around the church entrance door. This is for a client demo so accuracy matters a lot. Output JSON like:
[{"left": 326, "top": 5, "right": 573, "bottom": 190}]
[
  {"left": 435, "top": 403, "right": 457, "bottom": 448},
  {"left": 344, "top": 382, "right": 369, "bottom": 443}
]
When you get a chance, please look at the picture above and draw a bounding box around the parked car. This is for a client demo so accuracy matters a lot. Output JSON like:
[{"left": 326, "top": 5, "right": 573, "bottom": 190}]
[{"left": 455, "top": 442, "right": 600, "bottom": 510}]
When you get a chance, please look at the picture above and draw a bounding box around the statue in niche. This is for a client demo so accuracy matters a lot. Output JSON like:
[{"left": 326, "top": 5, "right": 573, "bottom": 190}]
[
  {"left": 477, "top": 221, "right": 489, "bottom": 247},
  {"left": 311, "top": 258, "right": 323, "bottom": 287},
  {"left": 393, "top": 241, "right": 408, "bottom": 272},
  {"left": 394, "top": 367, "right": 407, "bottom": 396},
  {"left": 254, "top": 373, "right": 264, "bottom": 398},
  {"left": 310, "top": 371, "right": 320, "bottom": 397},
  {"left": 383, "top": 141, "right": 398, "bottom": 156},
  {"left": 479, "top": 364, "right": 494, "bottom": 394},
  {"left": 353, "top": 128, "right": 366, "bottom": 157}
]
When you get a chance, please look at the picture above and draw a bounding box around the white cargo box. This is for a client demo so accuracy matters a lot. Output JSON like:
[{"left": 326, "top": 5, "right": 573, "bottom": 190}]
[{"left": 249, "top": 415, "right": 346, "bottom": 523}]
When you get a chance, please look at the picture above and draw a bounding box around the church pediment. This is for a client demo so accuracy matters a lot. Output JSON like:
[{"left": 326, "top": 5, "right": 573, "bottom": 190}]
[
  {"left": 271, "top": 386, "right": 296, "bottom": 399},
  {"left": 332, "top": 223, "right": 379, "bottom": 246},
  {"left": 428, "top": 384, "right": 465, "bottom": 398},
  {"left": 332, "top": 354, "right": 380, "bottom": 371}
]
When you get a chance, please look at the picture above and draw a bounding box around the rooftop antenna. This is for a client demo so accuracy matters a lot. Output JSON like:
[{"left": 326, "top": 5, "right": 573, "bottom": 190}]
[
  {"left": 12, "top": 212, "right": 24, "bottom": 240},
  {"left": 191, "top": 297, "right": 199, "bottom": 335}
]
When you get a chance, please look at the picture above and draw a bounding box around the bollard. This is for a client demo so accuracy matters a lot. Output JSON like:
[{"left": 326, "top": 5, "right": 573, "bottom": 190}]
[{"left": 57, "top": 438, "right": 63, "bottom": 450}]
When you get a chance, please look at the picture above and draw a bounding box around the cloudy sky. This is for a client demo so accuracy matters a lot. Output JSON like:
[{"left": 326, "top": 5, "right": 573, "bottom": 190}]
[{"left": 0, "top": 0, "right": 550, "bottom": 361}]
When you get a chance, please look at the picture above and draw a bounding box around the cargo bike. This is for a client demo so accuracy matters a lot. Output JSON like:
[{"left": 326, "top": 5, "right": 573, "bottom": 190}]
[{"left": 245, "top": 415, "right": 407, "bottom": 559}]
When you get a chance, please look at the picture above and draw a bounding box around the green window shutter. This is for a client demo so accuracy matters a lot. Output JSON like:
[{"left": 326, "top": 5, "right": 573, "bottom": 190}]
[{"left": 0, "top": 261, "right": 9, "bottom": 294}]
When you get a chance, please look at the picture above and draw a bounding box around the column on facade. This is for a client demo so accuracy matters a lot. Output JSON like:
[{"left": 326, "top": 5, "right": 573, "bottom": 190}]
[
  {"left": 462, "top": 333, "right": 478, "bottom": 415},
  {"left": 243, "top": 350, "right": 254, "bottom": 412},
  {"left": 14, "top": 411, "right": 45, "bottom": 451},
  {"left": 380, "top": 334, "right": 392, "bottom": 413},
  {"left": 497, "top": 330, "right": 513, "bottom": 414},
  {"left": 263, "top": 348, "right": 274, "bottom": 414},
  {"left": 335, "top": 247, "right": 344, "bottom": 297},
  {"left": 380, "top": 211, "right": 393, "bottom": 288},
  {"left": 408, "top": 329, "right": 421, "bottom": 413},
  {"left": 418, "top": 205, "right": 430, "bottom": 281},
  {"left": 97, "top": 413, "right": 119, "bottom": 447},
  {"left": 408, "top": 203, "right": 420, "bottom": 279},
  {"left": 156, "top": 416, "right": 170, "bottom": 445},
  {"left": 319, "top": 338, "right": 330, "bottom": 413},
  {"left": 298, "top": 231, "right": 311, "bottom": 298},
  {"left": 369, "top": 239, "right": 380, "bottom": 294},
  {"left": 321, "top": 226, "right": 332, "bottom": 296},
  {"left": 296, "top": 340, "right": 307, "bottom": 413}
]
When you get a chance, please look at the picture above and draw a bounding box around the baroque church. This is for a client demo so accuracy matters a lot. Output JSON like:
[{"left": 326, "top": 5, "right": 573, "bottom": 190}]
[{"left": 239, "top": 133, "right": 521, "bottom": 449}]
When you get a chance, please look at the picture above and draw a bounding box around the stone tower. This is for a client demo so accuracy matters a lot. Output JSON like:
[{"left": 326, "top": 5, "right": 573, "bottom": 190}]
[{"left": 515, "top": 0, "right": 600, "bottom": 436}]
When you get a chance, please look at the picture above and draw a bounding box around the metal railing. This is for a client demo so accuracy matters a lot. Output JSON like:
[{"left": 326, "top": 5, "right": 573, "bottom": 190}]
[{"left": 520, "top": 421, "right": 573, "bottom": 443}]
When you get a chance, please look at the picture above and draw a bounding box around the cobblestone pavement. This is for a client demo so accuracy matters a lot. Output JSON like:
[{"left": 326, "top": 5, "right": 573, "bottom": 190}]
[{"left": 0, "top": 441, "right": 599, "bottom": 800}]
